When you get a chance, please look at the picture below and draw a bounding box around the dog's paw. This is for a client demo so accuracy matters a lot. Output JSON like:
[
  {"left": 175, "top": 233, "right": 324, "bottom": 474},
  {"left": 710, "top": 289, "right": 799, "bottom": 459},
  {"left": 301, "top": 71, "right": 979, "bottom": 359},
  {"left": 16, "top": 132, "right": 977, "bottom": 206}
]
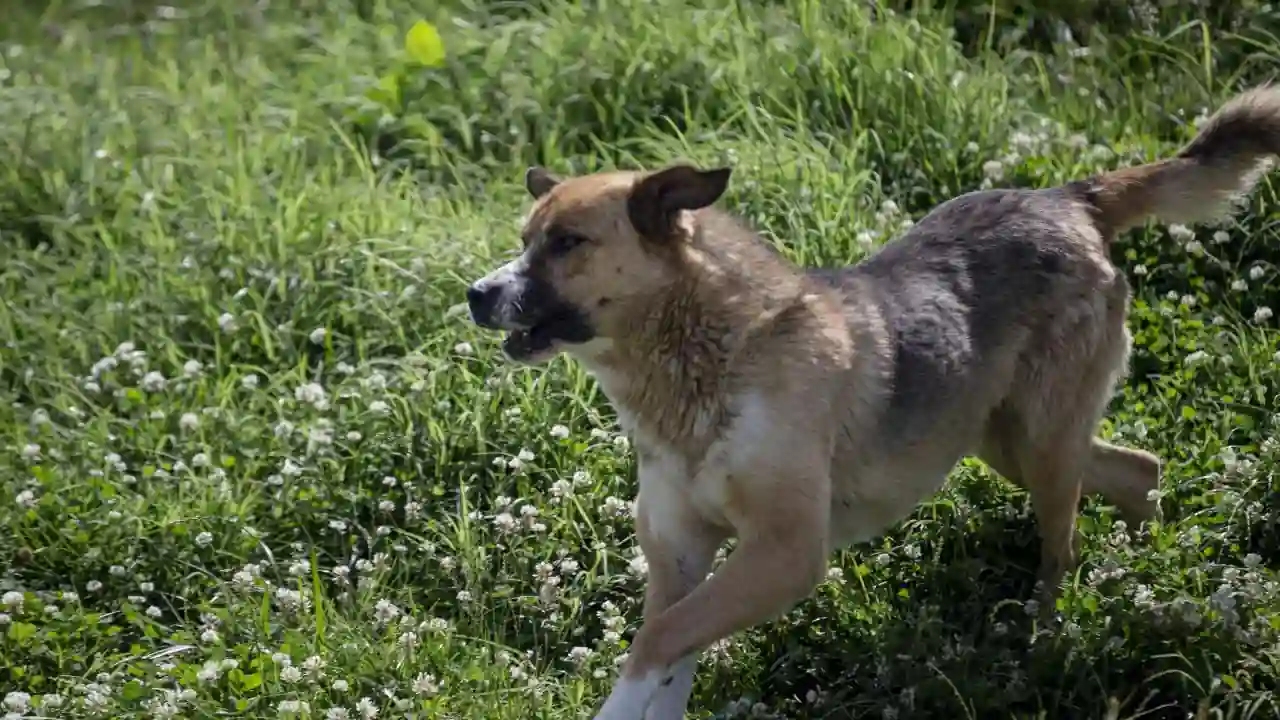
[{"left": 594, "top": 670, "right": 668, "bottom": 720}]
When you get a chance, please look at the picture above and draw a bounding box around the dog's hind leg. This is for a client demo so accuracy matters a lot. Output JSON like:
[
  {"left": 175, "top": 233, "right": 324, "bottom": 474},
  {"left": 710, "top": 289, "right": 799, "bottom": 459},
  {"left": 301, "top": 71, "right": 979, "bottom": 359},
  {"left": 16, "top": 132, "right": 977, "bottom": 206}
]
[
  {"left": 982, "top": 429, "right": 1161, "bottom": 527},
  {"left": 1081, "top": 438, "right": 1161, "bottom": 525},
  {"left": 982, "top": 285, "right": 1148, "bottom": 611},
  {"left": 980, "top": 407, "right": 1084, "bottom": 597}
]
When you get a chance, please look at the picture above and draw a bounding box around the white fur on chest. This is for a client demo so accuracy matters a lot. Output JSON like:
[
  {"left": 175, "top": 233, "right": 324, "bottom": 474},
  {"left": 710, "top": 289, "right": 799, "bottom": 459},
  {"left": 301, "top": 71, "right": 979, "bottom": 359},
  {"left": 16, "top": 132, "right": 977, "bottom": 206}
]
[
  {"left": 572, "top": 345, "right": 795, "bottom": 537},
  {"left": 635, "top": 392, "right": 782, "bottom": 539}
]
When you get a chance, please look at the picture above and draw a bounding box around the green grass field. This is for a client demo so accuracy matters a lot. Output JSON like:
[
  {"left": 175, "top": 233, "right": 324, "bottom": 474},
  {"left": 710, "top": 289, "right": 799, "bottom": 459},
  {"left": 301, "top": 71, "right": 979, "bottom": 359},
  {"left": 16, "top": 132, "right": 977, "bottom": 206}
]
[{"left": 2, "top": 1, "right": 1280, "bottom": 718}]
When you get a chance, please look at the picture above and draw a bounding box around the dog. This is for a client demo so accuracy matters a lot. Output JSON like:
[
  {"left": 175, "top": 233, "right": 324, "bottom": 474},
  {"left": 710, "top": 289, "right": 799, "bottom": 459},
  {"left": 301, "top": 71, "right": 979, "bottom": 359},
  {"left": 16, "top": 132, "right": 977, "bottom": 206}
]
[{"left": 465, "top": 85, "right": 1280, "bottom": 719}]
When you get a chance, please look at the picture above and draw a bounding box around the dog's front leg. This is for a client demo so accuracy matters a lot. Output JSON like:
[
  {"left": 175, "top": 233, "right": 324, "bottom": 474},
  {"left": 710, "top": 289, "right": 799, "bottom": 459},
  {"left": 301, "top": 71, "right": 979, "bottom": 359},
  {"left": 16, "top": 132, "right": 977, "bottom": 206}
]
[
  {"left": 599, "top": 458, "right": 725, "bottom": 720},
  {"left": 636, "top": 500, "right": 723, "bottom": 719},
  {"left": 595, "top": 474, "right": 829, "bottom": 720}
]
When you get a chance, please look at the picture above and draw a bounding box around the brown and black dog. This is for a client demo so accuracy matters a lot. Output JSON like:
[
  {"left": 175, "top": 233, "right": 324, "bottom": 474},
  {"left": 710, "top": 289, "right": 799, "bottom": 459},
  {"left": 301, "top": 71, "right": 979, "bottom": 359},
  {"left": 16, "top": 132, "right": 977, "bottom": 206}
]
[{"left": 466, "top": 86, "right": 1280, "bottom": 719}]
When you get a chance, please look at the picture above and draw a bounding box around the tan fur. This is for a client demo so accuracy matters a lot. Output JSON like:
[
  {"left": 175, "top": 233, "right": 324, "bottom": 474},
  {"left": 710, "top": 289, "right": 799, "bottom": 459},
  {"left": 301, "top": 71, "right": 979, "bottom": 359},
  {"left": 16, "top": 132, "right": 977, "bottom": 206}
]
[{"left": 466, "top": 85, "right": 1280, "bottom": 720}]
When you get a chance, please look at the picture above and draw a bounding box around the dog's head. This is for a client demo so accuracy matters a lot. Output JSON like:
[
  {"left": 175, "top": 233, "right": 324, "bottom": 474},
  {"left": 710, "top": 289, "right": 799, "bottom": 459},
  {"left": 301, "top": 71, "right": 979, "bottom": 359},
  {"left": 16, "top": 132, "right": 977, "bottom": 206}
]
[{"left": 466, "top": 163, "right": 732, "bottom": 363}]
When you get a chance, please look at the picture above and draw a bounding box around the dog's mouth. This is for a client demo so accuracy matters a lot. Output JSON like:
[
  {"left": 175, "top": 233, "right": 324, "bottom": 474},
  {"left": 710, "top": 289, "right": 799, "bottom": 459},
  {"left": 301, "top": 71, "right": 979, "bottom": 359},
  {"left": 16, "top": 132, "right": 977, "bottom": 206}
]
[
  {"left": 500, "top": 310, "right": 594, "bottom": 363},
  {"left": 502, "top": 324, "right": 560, "bottom": 361}
]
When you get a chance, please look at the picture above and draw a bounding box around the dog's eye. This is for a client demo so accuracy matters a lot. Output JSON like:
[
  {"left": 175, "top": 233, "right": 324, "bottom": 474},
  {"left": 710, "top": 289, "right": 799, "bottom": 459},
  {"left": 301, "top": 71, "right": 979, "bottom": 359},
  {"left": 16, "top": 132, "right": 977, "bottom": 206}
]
[{"left": 548, "top": 231, "right": 589, "bottom": 256}]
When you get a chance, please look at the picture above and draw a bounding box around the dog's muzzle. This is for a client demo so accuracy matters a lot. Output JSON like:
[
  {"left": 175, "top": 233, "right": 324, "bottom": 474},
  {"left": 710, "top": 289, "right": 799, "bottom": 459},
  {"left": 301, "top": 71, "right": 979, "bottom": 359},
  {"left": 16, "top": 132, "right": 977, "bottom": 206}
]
[
  {"left": 465, "top": 262, "right": 595, "bottom": 362},
  {"left": 465, "top": 278, "right": 505, "bottom": 330}
]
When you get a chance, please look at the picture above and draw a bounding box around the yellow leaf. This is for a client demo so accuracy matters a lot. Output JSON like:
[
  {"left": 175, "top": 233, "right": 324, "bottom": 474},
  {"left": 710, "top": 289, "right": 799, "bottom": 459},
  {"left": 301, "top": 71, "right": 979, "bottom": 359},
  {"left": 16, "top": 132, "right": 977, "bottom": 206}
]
[{"left": 405, "top": 20, "right": 445, "bottom": 67}]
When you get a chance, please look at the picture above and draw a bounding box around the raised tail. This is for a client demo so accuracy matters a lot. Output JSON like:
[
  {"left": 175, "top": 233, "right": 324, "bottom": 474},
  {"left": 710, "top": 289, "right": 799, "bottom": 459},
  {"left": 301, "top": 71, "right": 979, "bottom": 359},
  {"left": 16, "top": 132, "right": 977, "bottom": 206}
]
[{"left": 1075, "top": 84, "right": 1280, "bottom": 235}]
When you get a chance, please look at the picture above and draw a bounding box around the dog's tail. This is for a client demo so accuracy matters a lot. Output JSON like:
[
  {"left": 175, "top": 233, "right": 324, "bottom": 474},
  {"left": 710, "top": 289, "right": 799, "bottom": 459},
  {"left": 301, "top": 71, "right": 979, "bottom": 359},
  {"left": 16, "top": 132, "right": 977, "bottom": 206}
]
[{"left": 1078, "top": 84, "right": 1280, "bottom": 235}]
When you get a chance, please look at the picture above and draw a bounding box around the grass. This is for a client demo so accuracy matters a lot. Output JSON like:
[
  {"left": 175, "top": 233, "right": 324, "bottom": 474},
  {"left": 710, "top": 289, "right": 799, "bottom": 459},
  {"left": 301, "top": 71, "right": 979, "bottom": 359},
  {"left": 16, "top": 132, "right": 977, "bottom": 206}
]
[{"left": 1, "top": 0, "right": 1280, "bottom": 717}]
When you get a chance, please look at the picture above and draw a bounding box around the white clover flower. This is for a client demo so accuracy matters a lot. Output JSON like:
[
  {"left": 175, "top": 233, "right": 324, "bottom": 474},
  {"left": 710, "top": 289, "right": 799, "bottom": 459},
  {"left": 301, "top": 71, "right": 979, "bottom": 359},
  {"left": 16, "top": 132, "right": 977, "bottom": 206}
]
[
  {"left": 549, "top": 479, "right": 573, "bottom": 502},
  {"left": 600, "top": 496, "right": 628, "bottom": 517},
  {"left": 373, "top": 599, "right": 400, "bottom": 624},
  {"left": 179, "top": 412, "right": 199, "bottom": 431},
  {"left": 493, "top": 513, "right": 517, "bottom": 533},
  {"left": 1168, "top": 224, "right": 1195, "bottom": 242},
  {"left": 14, "top": 490, "right": 35, "bottom": 509},
  {"left": 412, "top": 673, "right": 439, "bottom": 696},
  {"left": 628, "top": 553, "right": 648, "bottom": 577},
  {"left": 454, "top": 341, "right": 473, "bottom": 355},
  {"left": 309, "top": 327, "right": 327, "bottom": 345},
  {"left": 332, "top": 679, "right": 350, "bottom": 692},
  {"left": 981, "top": 160, "right": 1004, "bottom": 181},
  {"left": 196, "top": 661, "right": 222, "bottom": 683},
  {"left": 183, "top": 359, "right": 203, "bottom": 378},
  {"left": 550, "top": 424, "right": 570, "bottom": 439},
  {"left": 3, "top": 691, "right": 30, "bottom": 714},
  {"left": 218, "top": 313, "right": 237, "bottom": 333},
  {"left": 1254, "top": 306, "right": 1273, "bottom": 323},
  {"left": 274, "top": 587, "right": 305, "bottom": 611},
  {"left": 278, "top": 700, "right": 310, "bottom": 717},
  {"left": 294, "top": 383, "right": 328, "bottom": 409},
  {"left": 368, "top": 400, "right": 390, "bottom": 416},
  {"left": 241, "top": 373, "right": 259, "bottom": 389},
  {"left": 195, "top": 532, "right": 213, "bottom": 548},
  {"left": 356, "top": 697, "right": 378, "bottom": 719},
  {"left": 1250, "top": 265, "right": 1266, "bottom": 280},
  {"left": 280, "top": 666, "right": 302, "bottom": 683}
]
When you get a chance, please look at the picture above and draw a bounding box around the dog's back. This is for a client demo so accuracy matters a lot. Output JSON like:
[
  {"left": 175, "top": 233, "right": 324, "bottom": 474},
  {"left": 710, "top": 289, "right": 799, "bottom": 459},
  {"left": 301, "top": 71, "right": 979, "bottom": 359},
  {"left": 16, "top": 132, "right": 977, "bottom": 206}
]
[{"left": 811, "top": 184, "right": 1127, "bottom": 540}]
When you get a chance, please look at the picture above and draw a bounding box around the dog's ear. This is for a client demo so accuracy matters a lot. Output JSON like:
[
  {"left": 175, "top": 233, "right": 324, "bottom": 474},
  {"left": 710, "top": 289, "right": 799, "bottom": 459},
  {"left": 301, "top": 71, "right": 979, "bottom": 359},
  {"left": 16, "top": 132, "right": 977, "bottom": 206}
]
[
  {"left": 525, "top": 167, "right": 561, "bottom": 199},
  {"left": 627, "top": 164, "right": 732, "bottom": 239}
]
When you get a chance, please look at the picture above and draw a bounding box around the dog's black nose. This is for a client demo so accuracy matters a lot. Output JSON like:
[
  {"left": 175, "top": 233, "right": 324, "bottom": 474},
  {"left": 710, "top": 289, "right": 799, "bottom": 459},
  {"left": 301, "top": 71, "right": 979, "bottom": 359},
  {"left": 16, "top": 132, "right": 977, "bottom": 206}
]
[{"left": 466, "top": 282, "right": 500, "bottom": 327}]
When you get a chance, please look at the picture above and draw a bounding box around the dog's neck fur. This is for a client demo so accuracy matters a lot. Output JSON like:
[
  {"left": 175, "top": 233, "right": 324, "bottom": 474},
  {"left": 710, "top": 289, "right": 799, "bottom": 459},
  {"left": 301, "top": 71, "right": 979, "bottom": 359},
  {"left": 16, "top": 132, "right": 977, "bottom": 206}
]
[{"left": 571, "top": 209, "right": 819, "bottom": 456}]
